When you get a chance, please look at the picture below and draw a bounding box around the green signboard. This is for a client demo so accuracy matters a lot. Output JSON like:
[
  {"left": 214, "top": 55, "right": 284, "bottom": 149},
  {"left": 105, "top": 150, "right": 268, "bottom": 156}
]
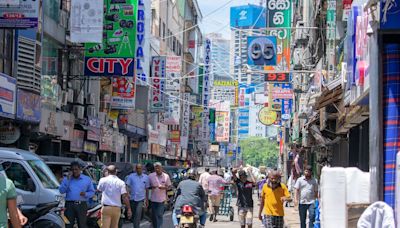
[
  {"left": 84, "top": 0, "right": 137, "bottom": 76},
  {"left": 266, "top": 0, "right": 292, "bottom": 71}
]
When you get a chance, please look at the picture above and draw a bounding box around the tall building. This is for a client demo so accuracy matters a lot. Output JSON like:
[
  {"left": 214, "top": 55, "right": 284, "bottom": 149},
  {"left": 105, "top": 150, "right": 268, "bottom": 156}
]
[{"left": 207, "top": 33, "right": 231, "bottom": 81}]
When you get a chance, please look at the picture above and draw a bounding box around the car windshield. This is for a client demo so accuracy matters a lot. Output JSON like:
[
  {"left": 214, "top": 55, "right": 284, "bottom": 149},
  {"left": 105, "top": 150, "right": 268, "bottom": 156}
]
[{"left": 28, "top": 160, "right": 59, "bottom": 189}]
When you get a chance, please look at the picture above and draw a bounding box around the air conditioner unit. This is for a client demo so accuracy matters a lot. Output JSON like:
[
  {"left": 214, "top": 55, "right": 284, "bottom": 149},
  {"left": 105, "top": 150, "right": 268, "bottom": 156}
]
[
  {"left": 87, "top": 106, "right": 97, "bottom": 117},
  {"left": 67, "top": 89, "right": 74, "bottom": 103},
  {"left": 74, "top": 90, "right": 84, "bottom": 105},
  {"left": 73, "top": 105, "right": 85, "bottom": 119},
  {"left": 295, "top": 21, "right": 308, "bottom": 42},
  {"left": 86, "top": 93, "right": 95, "bottom": 105}
]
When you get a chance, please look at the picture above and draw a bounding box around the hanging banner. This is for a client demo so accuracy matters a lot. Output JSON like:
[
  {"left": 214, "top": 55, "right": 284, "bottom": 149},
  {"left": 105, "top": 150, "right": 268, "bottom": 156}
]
[
  {"left": 164, "top": 92, "right": 180, "bottom": 125},
  {"left": 166, "top": 56, "right": 182, "bottom": 73},
  {"left": 150, "top": 56, "right": 166, "bottom": 112},
  {"left": 180, "top": 93, "right": 190, "bottom": 149},
  {"left": 111, "top": 77, "right": 135, "bottom": 109},
  {"left": 191, "top": 106, "right": 203, "bottom": 139},
  {"left": 70, "top": 0, "right": 104, "bottom": 43},
  {"left": 136, "top": 0, "right": 151, "bottom": 85},
  {"left": 281, "top": 99, "right": 292, "bottom": 121},
  {"left": 216, "top": 111, "right": 230, "bottom": 142},
  {"left": 202, "top": 39, "right": 212, "bottom": 141},
  {"left": 209, "top": 109, "right": 216, "bottom": 142},
  {"left": 266, "top": 0, "right": 292, "bottom": 72},
  {"left": 0, "top": 73, "right": 16, "bottom": 119},
  {"left": 84, "top": 0, "right": 137, "bottom": 76},
  {"left": 247, "top": 36, "right": 277, "bottom": 66},
  {"left": 71, "top": 130, "right": 85, "bottom": 152},
  {"left": 164, "top": 56, "right": 182, "bottom": 124},
  {"left": 326, "top": 0, "right": 336, "bottom": 81},
  {"left": 0, "top": 0, "right": 39, "bottom": 28}
]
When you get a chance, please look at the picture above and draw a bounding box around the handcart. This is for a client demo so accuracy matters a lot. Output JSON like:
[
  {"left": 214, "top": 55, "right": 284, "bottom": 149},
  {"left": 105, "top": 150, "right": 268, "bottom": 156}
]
[{"left": 218, "top": 184, "right": 235, "bottom": 221}]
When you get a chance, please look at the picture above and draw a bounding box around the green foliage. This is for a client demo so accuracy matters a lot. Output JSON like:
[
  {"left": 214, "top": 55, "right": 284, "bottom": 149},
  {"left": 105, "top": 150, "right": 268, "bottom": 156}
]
[{"left": 240, "top": 137, "right": 279, "bottom": 168}]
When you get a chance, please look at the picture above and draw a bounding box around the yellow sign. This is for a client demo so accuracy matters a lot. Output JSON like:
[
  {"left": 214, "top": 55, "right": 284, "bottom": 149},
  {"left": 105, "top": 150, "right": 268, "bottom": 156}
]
[
  {"left": 213, "top": 80, "right": 239, "bottom": 87},
  {"left": 258, "top": 107, "right": 277, "bottom": 126}
]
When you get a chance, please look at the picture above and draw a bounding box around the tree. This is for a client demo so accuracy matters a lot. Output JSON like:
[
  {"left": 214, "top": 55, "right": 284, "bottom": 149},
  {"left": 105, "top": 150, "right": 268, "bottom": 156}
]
[{"left": 240, "top": 136, "right": 279, "bottom": 168}]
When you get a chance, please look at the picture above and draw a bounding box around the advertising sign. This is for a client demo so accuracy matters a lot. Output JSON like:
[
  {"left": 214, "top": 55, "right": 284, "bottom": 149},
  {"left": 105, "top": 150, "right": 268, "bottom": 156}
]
[
  {"left": 213, "top": 80, "right": 239, "bottom": 87},
  {"left": 71, "top": 130, "right": 85, "bottom": 152},
  {"left": 111, "top": 77, "right": 135, "bottom": 109},
  {"left": 281, "top": 99, "right": 292, "bottom": 121},
  {"left": 136, "top": 0, "right": 151, "bottom": 84},
  {"left": 326, "top": 0, "right": 336, "bottom": 80},
  {"left": 148, "top": 129, "right": 159, "bottom": 145},
  {"left": 84, "top": 0, "right": 137, "bottom": 76},
  {"left": 70, "top": 0, "right": 104, "bottom": 43},
  {"left": 258, "top": 107, "right": 277, "bottom": 126},
  {"left": 157, "top": 123, "right": 168, "bottom": 146},
  {"left": 230, "top": 5, "right": 266, "bottom": 28},
  {"left": 191, "top": 106, "right": 203, "bottom": 138},
  {"left": 272, "top": 83, "right": 293, "bottom": 99},
  {"left": 61, "top": 112, "right": 75, "bottom": 141},
  {"left": 150, "top": 56, "right": 166, "bottom": 112},
  {"left": 266, "top": 0, "right": 292, "bottom": 72},
  {"left": 0, "top": 73, "right": 16, "bottom": 119},
  {"left": 380, "top": 0, "right": 400, "bottom": 30},
  {"left": 99, "top": 127, "right": 113, "bottom": 151},
  {"left": 41, "top": 75, "right": 60, "bottom": 108},
  {"left": 166, "top": 56, "right": 182, "bottom": 73},
  {"left": 83, "top": 141, "right": 97, "bottom": 154},
  {"left": 247, "top": 36, "right": 277, "bottom": 66},
  {"left": 0, "top": 0, "right": 19, "bottom": 7},
  {"left": 0, "top": 0, "right": 39, "bottom": 28},
  {"left": 209, "top": 109, "right": 216, "bottom": 142},
  {"left": 264, "top": 73, "right": 290, "bottom": 82},
  {"left": 202, "top": 39, "right": 211, "bottom": 141},
  {"left": 39, "top": 109, "right": 63, "bottom": 136},
  {"left": 164, "top": 93, "right": 180, "bottom": 125},
  {"left": 169, "top": 130, "right": 180, "bottom": 144},
  {"left": 87, "top": 116, "right": 101, "bottom": 142},
  {"left": 0, "top": 124, "right": 20, "bottom": 144},
  {"left": 16, "top": 89, "right": 41, "bottom": 123},
  {"left": 216, "top": 111, "right": 230, "bottom": 142},
  {"left": 181, "top": 93, "right": 190, "bottom": 149}
]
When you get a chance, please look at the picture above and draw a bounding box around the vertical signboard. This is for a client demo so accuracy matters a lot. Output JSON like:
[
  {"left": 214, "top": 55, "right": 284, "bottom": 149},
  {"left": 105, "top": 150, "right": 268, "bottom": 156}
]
[
  {"left": 111, "top": 77, "right": 135, "bottom": 109},
  {"left": 266, "top": 0, "right": 292, "bottom": 71},
  {"left": 209, "top": 108, "right": 216, "bottom": 142},
  {"left": 202, "top": 39, "right": 212, "bottom": 142},
  {"left": 216, "top": 111, "right": 230, "bottom": 142},
  {"left": 70, "top": 0, "right": 104, "bottom": 43},
  {"left": 326, "top": 0, "right": 336, "bottom": 81},
  {"left": 136, "top": 0, "right": 151, "bottom": 84},
  {"left": 164, "top": 56, "right": 182, "bottom": 125},
  {"left": 150, "top": 56, "right": 166, "bottom": 112},
  {"left": 84, "top": 0, "right": 137, "bottom": 77},
  {"left": 181, "top": 93, "right": 190, "bottom": 149},
  {"left": 0, "top": 0, "right": 40, "bottom": 28}
]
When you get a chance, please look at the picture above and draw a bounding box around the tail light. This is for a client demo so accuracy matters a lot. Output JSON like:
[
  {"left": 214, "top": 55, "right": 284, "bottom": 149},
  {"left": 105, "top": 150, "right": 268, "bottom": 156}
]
[{"left": 182, "top": 205, "right": 193, "bottom": 213}]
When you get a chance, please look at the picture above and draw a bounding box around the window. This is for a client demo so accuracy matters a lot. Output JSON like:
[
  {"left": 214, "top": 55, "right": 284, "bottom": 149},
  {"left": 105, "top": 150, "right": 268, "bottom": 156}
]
[
  {"left": 162, "top": 22, "right": 166, "bottom": 38},
  {"left": 3, "top": 162, "right": 36, "bottom": 192},
  {"left": 28, "top": 160, "right": 59, "bottom": 189}
]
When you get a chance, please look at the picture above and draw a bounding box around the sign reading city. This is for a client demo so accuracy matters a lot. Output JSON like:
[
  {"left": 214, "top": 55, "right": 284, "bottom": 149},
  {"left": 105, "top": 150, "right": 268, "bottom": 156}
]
[
  {"left": 150, "top": 56, "right": 166, "bottom": 112},
  {"left": 84, "top": 0, "right": 137, "bottom": 76},
  {"left": 264, "top": 73, "right": 290, "bottom": 82}
]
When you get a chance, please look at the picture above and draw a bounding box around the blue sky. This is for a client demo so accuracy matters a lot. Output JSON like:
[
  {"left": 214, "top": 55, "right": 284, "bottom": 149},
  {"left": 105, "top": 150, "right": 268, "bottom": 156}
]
[{"left": 198, "top": 0, "right": 260, "bottom": 39}]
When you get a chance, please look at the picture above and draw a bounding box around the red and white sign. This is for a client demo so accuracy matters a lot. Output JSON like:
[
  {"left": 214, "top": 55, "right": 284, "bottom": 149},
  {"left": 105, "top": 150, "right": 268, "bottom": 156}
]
[
  {"left": 148, "top": 130, "right": 159, "bottom": 145},
  {"left": 111, "top": 77, "right": 135, "bottom": 109},
  {"left": 166, "top": 56, "right": 182, "bottom": 73},
  {"left": 272, "top": 88, "right": 294, "bottom": 99}
]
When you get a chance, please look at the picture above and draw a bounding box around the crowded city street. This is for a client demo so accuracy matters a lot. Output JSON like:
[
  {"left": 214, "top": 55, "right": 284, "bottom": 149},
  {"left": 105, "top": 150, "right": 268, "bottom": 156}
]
[{"left": 0, "top": 0, "right": 399, "bottom": 227}]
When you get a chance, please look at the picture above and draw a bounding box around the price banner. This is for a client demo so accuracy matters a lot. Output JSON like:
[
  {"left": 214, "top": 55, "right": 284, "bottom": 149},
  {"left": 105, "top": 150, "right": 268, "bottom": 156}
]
[{"left": 264, "top": 73, "right": 290, "bottom": 82}]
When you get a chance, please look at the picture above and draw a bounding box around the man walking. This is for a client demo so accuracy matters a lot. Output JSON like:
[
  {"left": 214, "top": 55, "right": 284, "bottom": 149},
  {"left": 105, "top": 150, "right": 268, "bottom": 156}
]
[
  {"left": 98, "top": 165, "right": 132, "bottom": 228},
  {"left": 148, "top": 162, "right": 171, "bottom": 228},
  {"left": 206, "top": 169, "right": 227, "bottom": 222},
  {"left": 126, "top": 164, "right": 150, "bottom": 228},
  {"left": 59, "top": 161, "right": 95, "bottom": 228},
  {"left": 294, "top": 165, "right": 318, "bottom": 228},
  {"left": 232, "top": 169, "right": 256, "bottom": 228},
  {"left": 258, "top": 170, "right": 291, "bottom": 228}
]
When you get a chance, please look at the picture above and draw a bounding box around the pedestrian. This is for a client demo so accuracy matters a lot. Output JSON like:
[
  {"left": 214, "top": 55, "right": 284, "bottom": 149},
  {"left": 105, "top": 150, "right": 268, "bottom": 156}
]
[
  {"left": 258, "top": 170, "right": 291, "bottom": 228},
  {"left": 1, "top": 165, "right": 26, "bottom": 228},
  {"left": 232, "top": 169, "right": 256, "bottom": 228},
  {"left": 257, "top": 174, "right": 267, "bottom": 199},
  {"left": 148, "top": 162, "right": 172, "bottom": 228},
  {"left": 59, "top": 161, "right": 95, "bottom": 228},
  {"left": 125, "top": 164, "right": 150, "bottom": 228},
  {"left": 198, "top": 168, "right": 211, "bottom": 190},
  {"left": 206, "top": 169, "right": 227, "bottom": 222},
  {"left": 224, "top": 167, "right": 232, "bottom": 182},
  {"left": 97, "top": 165, "right": 132, "bottom": 228},
  {"left": 294, "top": 165, "right": 318, "bottom": 228}
]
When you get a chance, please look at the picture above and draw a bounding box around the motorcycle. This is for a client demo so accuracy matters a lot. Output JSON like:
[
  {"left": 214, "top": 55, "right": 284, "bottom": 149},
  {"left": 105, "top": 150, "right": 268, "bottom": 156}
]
[
  {"left": 19, "top": 201, "right": 65, "bottom": 228},
  {"left": 176, "top": 205, "right": 199, "bottom": 228},
  {"left": 86, "top": 203, "right": 102, "bottom": 228}
]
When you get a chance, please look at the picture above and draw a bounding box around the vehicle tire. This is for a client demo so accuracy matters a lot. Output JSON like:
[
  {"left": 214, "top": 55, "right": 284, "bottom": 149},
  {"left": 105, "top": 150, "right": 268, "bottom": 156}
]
[{"left": 229, "top": 207, "right": 234, "bottom": 221}]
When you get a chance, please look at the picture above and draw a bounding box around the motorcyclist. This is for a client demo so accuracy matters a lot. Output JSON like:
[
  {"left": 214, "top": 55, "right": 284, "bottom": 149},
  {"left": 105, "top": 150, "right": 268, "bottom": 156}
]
[{"left": 172, "top": 169, "right": 207, "bottom": 228}]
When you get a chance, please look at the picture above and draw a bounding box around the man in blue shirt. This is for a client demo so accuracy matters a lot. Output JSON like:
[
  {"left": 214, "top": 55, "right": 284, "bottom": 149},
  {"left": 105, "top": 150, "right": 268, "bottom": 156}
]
[
  {"left": 126, "top": 164, "right": 150, "bottom": 228},
  {"left": 59, "top": 161, "right": 95, "bottom": 228}
]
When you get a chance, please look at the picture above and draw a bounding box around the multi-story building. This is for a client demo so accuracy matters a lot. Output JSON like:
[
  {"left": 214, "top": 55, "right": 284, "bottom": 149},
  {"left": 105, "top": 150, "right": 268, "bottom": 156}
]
[{"left": 207, "top": 33, "right": 231, "bottom": 81}]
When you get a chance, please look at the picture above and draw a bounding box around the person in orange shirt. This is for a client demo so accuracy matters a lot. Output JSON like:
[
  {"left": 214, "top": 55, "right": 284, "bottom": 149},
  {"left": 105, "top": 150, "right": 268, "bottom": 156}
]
[{"left": 258, "top": 170, "right": 291, "bottom": 228}]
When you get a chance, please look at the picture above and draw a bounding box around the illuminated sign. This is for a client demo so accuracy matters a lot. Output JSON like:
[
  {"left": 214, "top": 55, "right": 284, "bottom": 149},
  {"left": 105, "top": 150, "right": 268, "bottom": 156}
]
[{"left": 264, "top": 73, "right": 290, "bottom": 82}]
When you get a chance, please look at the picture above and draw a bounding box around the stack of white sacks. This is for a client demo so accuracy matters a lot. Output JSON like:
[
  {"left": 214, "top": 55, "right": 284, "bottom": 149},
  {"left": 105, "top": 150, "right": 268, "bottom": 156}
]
[{"left": 320, "top": 167, "right": 370, "bottom": 228}]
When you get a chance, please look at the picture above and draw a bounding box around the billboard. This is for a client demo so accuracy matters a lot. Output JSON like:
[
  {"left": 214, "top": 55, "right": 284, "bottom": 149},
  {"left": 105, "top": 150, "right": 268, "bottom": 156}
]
[
  {"left": 150, "top": 56, "right": 166, "bottom": 112},
  {"left": 111, "top": 77, "right": 135, "bottom": 109},
  {"left": 0, "top": 0, "right": 39, "bottom": 28},
  {"left": 0, "top": 73, "right": 16, "bottom": 119},
  {"left": 247, "top": 36, "right": 277, "bottom": 66},
  {"left": 16, "top": 89, "right": 41, "bottom": 123},
  {"left": 230, "top": 5, "right": 266, "bottom": 28},
  {"left": 70, "top": 0, "right": 104, "bottom": 43},
  {"left": 216, "top": 111, "right": 230, "bottom": 142},
  {"left": 265, "top": 0, "right": 292, "bottom": 72},
  {"left": 136, "top": 0, "right": 151, "bottom": 84},
  {"left": 202, "top": 39, "right": 212, "bottom": 141},
  {"left": 84, "top": 0, "right": 137, "bottom": 76}
]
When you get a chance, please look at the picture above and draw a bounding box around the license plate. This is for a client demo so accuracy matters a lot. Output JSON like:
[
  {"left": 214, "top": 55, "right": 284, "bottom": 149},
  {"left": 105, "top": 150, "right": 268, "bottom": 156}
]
[
  {"left": 180, "top": 216, "right": 194, "bottom": 223},
  {"left": 61, "top": 215, "right": 70, "bottom": 224}
]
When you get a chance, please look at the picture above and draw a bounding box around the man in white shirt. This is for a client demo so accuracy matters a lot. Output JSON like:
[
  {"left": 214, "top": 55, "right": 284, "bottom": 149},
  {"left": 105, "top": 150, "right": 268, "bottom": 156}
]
[
  {"left": 97, "top": 165, "right": 132, "bottom": 228},
  {"left": 198, "top": 168, "right": 211, "bottom": 190}
]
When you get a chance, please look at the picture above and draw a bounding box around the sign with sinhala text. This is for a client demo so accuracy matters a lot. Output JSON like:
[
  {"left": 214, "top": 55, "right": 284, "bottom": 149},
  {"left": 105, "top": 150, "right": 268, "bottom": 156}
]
[{"left": 84, "top": 0, "right": 137, "bottom": 76}]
